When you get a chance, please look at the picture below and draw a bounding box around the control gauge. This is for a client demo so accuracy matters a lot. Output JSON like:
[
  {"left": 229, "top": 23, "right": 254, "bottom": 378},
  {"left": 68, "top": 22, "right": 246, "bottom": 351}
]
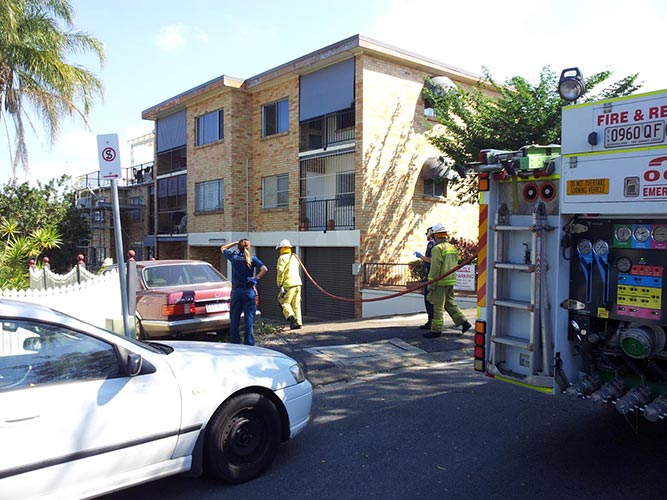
[
  {"left": 617, "top": 257, "right": 632, "bottom": 273},
  {"left": 615, "top": 225, "right": 632, "bottom": 242},
  {"left": 577, "top": 239, "right": 592, "bottom": 255},
  {"left": 652, "top": 225, "right": 667, "bottom": 243},
  {"left": 593, "top": 239, "right": 609, "bottom": 256},
  {"left": 634, "top": 225, "right": 650, "bottom": 242}
]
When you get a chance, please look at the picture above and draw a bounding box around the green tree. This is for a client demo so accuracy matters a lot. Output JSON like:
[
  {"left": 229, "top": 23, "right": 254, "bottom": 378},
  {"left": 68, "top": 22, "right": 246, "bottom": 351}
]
[
  {"left": 0, "top": 0, "right": 105, "bottom": 177},
  {"left": 425, "top": 67, "right": 642, "bottom": 204},
  {"left": 0, "top": 176, "right": 88, "bottom": 287},
  {"left": 0, "top": 215, "right": 62, "bottom": 289}
]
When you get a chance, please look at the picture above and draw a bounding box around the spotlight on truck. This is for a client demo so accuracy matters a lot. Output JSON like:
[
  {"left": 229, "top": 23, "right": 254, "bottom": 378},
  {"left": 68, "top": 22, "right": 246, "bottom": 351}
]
[{"left": 558, "top": 67, "right": 586, "bottom": 103}]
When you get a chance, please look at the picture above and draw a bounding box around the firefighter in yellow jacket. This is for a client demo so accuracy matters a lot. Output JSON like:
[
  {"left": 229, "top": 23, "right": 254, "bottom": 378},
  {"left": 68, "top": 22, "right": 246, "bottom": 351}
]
[
  {"left": 425, "top": 224, "right": 471, "bottom": 338},
  {"left": 276, "top": 239, "right": 302, "bottom": 329}
]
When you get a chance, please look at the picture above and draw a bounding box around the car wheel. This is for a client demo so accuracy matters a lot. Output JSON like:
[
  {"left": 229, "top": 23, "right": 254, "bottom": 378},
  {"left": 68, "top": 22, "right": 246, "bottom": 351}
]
[{"left": 205, "top": 392, "right": 281, "bottom": 483}]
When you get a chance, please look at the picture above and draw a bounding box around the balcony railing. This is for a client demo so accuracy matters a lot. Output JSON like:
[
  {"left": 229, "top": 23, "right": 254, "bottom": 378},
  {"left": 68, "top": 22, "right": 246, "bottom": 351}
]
[
  {"left": 299, "top": 196, "right": 354, "bottom": 231},
  {"left": 75, "top": 162, "right": 154, "bottom": 191},
  {"left": 299, "top": 108, "right": 355, "bottom": 152}
]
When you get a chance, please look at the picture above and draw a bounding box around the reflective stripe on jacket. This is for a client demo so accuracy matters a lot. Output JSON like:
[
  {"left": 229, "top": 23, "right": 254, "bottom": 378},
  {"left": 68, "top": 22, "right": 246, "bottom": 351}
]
[{"left": 427, "top": 241, "right": 458, "bottom": 286}]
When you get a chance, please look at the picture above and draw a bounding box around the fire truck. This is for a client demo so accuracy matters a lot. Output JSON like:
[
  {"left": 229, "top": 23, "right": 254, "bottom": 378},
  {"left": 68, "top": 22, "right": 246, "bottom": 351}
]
[{"left": 471, "top": 70, "right": 667, "bottom": 421}]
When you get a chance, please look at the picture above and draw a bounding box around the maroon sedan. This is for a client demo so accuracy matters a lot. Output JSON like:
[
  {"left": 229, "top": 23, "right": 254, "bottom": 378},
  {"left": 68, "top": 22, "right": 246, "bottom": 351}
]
[{"left": 133, "top": 260, "right": 258, "bottom": 339}]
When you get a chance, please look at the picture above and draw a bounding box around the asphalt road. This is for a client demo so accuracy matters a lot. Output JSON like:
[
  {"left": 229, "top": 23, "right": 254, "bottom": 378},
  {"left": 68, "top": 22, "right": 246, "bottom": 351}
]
[{"left": 100, "top": 359, "right": 667, "bottom": 500}]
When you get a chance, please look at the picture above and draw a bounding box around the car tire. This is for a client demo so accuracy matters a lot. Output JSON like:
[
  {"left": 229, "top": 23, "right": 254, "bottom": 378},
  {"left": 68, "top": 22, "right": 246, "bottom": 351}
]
[{"left": 205, "top": 392, "right": 281, "bottom": 483}]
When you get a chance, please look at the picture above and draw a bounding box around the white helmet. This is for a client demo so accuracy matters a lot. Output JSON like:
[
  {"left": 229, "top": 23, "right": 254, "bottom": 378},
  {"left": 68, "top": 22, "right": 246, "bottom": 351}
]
[
  {"left": 431, "top": 223, "right": 448, "bottom": 235},
  {"left": 276, "top": 239, "right": 292, "bottom": 249}
]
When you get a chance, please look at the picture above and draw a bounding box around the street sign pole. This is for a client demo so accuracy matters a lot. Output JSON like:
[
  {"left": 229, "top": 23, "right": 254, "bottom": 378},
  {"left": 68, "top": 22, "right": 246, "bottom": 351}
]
[
  {"left": 97, "top": 134, "right": 132, "bottom": 339},
  {"left": 110, "top": 179, "right": 132, "bottom": 338}
]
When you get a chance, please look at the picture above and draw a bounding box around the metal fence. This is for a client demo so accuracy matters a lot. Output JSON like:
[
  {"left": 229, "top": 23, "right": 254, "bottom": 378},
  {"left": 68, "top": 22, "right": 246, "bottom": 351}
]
[
  {"left": 362, "top": 263, "right": 421, "bottom": 287},
  {"left": 299, "top": 196, "right": 354, "bottom": 231}
]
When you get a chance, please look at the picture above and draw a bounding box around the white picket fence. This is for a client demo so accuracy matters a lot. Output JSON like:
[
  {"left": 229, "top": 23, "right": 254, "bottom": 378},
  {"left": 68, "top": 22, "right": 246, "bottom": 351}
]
[{"left": 2, "top": 268, "right": 123, "bottom": 329}]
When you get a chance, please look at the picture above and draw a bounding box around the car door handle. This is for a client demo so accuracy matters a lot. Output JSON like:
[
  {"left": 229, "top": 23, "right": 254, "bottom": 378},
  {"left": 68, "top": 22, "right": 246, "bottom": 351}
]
[{"left": 0, "top": 413, "right": 41, "bottom": 426}]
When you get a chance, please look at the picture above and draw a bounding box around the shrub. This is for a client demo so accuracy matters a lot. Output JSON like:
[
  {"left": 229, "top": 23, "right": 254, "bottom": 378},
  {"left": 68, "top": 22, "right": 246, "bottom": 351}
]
[
  {"left": 408, "top": 259, "right": 426, "bottom": 281},
  {"left": 451, "top": 238, "right": 478, "bottom": 264}
]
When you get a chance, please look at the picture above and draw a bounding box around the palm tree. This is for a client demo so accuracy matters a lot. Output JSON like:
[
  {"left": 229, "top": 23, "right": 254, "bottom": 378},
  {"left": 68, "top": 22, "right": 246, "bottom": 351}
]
[{"left": 0, "top": 0, "right": 105, "bottom": 178}]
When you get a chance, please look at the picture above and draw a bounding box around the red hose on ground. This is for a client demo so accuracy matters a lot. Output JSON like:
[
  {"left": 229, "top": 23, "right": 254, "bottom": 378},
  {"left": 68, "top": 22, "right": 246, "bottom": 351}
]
[{"left": 292, "top": 252, "right": 478, "bottom": 303}]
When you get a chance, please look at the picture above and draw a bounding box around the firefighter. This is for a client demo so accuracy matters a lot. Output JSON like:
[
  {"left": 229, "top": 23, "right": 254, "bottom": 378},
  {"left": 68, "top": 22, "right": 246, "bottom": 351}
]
[
  {"left": 425, "top": 223, "right": 471, "bottom": 338},
  {"left": 275, "top": 239, "right": 303, "bottom": 330}
]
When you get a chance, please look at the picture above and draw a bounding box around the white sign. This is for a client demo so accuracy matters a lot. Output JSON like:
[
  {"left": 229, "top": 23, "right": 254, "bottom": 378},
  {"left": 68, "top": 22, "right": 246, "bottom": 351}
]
[
  {"left": 96, "top": 134, "right": 122, "bottom": 179},
  {"left": 455, "top": 264, "right": 476, "bottom": 291}
]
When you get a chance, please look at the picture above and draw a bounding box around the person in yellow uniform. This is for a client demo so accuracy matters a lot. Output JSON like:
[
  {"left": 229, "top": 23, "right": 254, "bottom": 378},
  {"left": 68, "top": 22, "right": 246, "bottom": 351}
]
[
  {"left": 275, "top": 239, "right": 303, "bottom": 329},
  {"left": 425, "top": 223, "right": 471, "bottom": 338}
]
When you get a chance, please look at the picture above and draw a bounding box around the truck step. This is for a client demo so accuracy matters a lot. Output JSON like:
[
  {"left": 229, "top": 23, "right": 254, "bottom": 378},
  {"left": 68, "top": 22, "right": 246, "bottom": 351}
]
[
  {"left": 494, "top": 262, "right": 535, "bottom": 272},
  {"left": 492, "top": 299, "right": 534, "bottom": 311},
  {"left": 492, "top": 224, "right": 534, "bottom": 232},
  {"left": 491, "top": 335, "right": 532, "bottom": 350}
]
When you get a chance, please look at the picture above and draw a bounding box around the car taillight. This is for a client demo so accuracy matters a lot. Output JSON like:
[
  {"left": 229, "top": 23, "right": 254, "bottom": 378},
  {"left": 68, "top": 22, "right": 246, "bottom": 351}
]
[
  {"left": 162, "top": 303, "right": 194, "bottom": 316},
  {"left": 473, "top": 320, "right": 486, "bottom": 372}
]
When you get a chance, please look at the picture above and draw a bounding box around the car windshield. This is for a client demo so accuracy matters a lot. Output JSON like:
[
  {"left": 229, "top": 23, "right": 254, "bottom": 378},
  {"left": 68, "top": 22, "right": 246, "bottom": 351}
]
[{"left": 142, "top": 263, "right": 227, "bottom": 288}]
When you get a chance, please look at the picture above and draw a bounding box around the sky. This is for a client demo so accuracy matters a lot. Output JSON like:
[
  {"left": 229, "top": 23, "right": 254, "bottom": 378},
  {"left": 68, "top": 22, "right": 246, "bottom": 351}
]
[{"left": 2, "top": 0, "right": 666, "bottom": 185}]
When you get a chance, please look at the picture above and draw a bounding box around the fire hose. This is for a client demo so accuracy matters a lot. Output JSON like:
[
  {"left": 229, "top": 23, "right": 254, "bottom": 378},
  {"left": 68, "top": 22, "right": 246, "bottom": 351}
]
[{"left": 290, "top": 252, "right": 478, "bottom": 303}]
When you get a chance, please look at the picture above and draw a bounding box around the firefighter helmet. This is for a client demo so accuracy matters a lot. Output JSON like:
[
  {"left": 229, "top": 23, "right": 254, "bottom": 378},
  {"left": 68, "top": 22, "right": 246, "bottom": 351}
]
[
  {"left": 431, "top": 223, "right": 448, "bottom": 235},
  {"left": 276, "top": 239, "right": 292, "bottom": 249}
]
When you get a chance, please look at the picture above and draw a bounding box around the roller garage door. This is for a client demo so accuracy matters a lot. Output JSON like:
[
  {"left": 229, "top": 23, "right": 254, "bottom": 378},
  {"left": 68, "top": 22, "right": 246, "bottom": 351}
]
[
  {"left": 255, "top": 247, "right": 282, "bottom": 321},
  {"left": 302, "top": 247, "right": 355, "bottom": 321}
]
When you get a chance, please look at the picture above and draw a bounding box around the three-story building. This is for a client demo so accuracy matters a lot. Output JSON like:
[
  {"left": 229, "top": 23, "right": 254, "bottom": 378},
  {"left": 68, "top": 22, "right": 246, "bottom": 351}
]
[{"left": 141, "top": 35, "right": 487, "bottom": 321}]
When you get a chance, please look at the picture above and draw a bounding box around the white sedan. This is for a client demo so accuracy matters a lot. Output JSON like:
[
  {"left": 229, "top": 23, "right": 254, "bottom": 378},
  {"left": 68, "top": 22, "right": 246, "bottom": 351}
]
[{"left": 0, "top": 299, "right": 312, "bottom": 499}]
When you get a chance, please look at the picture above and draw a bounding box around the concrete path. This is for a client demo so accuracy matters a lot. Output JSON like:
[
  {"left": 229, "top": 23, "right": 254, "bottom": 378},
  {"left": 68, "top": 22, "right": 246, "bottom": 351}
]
[{"left": 258, "top": 305, "right": 477, "bottom": 387}]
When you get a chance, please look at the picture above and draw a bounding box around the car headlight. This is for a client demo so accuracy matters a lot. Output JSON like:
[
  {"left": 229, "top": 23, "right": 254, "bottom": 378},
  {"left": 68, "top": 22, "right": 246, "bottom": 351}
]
[{"left": 289, "top": 363, "right": 306, "bottom": 384}]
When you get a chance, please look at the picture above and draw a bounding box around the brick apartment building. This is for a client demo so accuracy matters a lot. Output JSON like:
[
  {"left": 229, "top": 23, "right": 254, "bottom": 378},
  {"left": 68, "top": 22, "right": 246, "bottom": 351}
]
[{"left": 137, "top": 34, "right": 485, "bottom": 321}]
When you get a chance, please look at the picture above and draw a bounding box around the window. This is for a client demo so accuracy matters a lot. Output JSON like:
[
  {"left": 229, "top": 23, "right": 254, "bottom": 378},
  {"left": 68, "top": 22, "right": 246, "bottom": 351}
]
[
  {"left": 195, "top": 179, "right": 224, "bottom": 212},
  {"left": 424, "top": 179, "right": 447, "bottom": 198},
  {"left": 0, "top": 320, "right": 120, "bottom": 391},
  {"left": 130, "top": 196, "right": 142, "bottom": 221},
  {"left": 262, "top": 174, "right": 289, "bottom": 208},
  {"left": 196, "top": 109, "right": 224, "bottom": 146},
  {"left": 262, "top": 99, "right": 289, "bottom": 136}
]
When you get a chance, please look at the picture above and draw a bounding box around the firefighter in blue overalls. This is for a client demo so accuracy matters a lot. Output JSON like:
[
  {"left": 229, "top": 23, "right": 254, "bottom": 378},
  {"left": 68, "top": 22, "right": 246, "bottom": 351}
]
[
  {"left": 425, "top": 223, "right": 471, "bottom": 338},
  {"left": 220, "top": 239, "right": 267, "bottom": 345},
  {"left": 275, "top": 239, "right": 302, "bottom": 329}
]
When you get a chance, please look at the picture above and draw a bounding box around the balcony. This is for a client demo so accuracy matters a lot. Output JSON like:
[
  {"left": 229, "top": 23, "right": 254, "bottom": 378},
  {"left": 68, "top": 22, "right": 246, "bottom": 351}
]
[
  {"left": 299, "top": 195, "right": 354, "bottom": 231},
  {"left": 299, "top": 108, "right": 354, "bottom": 152},
  {"left": 157, "top": 211, "right": 187, "bottom": 236}
]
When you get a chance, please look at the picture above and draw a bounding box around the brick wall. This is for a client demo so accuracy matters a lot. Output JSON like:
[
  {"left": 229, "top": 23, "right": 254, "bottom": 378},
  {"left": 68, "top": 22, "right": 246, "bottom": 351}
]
[
  {"left": 356, "top": 54, "right": 478, "bottom": 265},
  {"left": 250, "top": 76, "right": 300, "bottom": 232}
]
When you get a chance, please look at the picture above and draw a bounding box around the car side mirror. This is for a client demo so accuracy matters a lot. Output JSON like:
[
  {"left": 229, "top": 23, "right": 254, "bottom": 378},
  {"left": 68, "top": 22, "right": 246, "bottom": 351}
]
[
  {"left": 23, "top": 337, "right": 41, "bottom": 352},
  {"left": 127, "top": 353, "right": 143, "bottom": 376}
]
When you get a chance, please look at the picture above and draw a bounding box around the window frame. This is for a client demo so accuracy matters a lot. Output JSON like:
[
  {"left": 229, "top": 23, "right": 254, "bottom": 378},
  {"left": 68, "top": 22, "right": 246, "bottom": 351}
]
[
  {"left": 262, "top": 173, "right": 289, "bottom": 208},
  {"left": 195, "top": 179, "right": 225, "bottom": 213},
  {"left": 423, "top": 178, "right": 447, "bottom": 198},
  {"left": 195, "top": 109, "right": 224, "bottom": 146},
  {"left": 262, "top": 99, "right": 289, "bottom": 137}
]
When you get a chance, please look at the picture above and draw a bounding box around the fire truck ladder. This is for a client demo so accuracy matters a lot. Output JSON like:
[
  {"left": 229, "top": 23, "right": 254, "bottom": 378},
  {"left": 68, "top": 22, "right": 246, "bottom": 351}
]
[{"left": 488, "top": 201, "right": 553, "bottom": 388}]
